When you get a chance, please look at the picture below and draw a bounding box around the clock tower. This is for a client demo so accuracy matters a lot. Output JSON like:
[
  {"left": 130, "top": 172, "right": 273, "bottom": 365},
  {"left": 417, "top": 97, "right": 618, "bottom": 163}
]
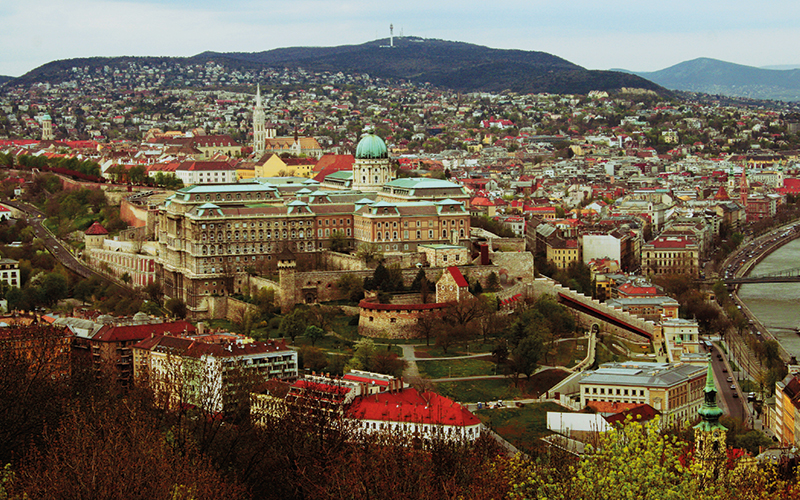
[{"left": 694, "top": 359, "right": 727, "bottom": 480}]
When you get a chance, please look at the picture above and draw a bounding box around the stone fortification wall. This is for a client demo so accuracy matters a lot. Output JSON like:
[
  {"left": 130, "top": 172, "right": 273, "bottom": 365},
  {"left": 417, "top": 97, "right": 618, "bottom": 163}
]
[
  {"left": 226, "top": 297, "right": 259, "bottom": 323},
  {"left": 280, "top": 265, "right": 504, "bottom": 307},
  {"left": 358, "top": 301, "right": 447, "bottom": 338},
  {"left": 319, "top": 251, "right": 371, "bottom": 272},
  {"left": 245, "top": 276, "right": 280, "bottom": 297},
  {"left": 120, "top": 200, "right": 151, "bottom": 230},
  {"left": 531, "top": 277, "right": 657, "bottom": 343},
  {"left": 489, "top": 251, "right": 535, "bottom": 285},
  {"left": 491, "top": 237, "right": 526, "bottom": 252}
]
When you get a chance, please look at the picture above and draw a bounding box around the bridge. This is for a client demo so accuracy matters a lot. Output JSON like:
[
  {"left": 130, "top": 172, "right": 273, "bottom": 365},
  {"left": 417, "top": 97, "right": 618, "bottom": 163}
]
[{"left": 725, "top": 267, "right": 800, "bottom": 284}]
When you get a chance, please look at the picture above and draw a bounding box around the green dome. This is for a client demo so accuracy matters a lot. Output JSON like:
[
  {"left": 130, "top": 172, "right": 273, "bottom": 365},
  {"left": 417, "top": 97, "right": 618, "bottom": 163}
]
[{"left": 355, "top": 133, "right": 388, "bottom": 159}]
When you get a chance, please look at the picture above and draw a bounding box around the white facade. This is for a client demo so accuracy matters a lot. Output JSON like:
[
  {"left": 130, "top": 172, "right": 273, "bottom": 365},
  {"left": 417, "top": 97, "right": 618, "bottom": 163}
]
[
  {"left": 175, "top": 167, "right": 237, "bottom": 185},
  {"left": 0, "top": 259, "right": 20, "bottom": 288},
  {"left": 582, "top": 234, "right": 622, "bottom": 265}
]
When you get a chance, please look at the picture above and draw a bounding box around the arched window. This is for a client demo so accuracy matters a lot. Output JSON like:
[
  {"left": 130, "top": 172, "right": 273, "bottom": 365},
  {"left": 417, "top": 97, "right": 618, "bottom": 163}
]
[{"left": 442, "top": 229, "right": 448, "bottom": 239}]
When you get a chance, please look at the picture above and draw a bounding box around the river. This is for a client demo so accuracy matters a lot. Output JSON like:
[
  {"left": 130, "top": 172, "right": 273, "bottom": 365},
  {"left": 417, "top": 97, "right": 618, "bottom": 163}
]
[{"left": 738, "top": 238, "right": 800, "bottom": 357}]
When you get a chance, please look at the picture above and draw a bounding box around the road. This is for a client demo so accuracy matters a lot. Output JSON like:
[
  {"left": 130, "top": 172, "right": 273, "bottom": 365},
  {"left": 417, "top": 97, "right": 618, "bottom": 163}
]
[
  {"left": 708, "top": 342, "right": 746, "bottom": 423},
  {"left": 4, "top": 199, "right": 131, "bottom": 292}
]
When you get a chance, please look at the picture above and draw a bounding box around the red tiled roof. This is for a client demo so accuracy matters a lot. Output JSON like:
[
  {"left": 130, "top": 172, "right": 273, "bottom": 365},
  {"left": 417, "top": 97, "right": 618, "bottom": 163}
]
[
  {"left": 85, "top": 222, "right": 108, "bottom": 235},
  {"left": 177, "top": 161, "right": 235, "bottom": 172},
  {"left": 313, "top": 154, "right": 354, "bottom": 181},
  {"left": 93, "top": 321, "right": 196, "bottom": 343},
  {"left": 604, "top": 404, "right": 660, "bottom": 425},
  {"left": 291, "top": 379, "right": 352, "bottom": 396},
  {"left": 652, "top": 237, "right": 693, "bottom": 249},
  {"left": 346, "top": 388, "right": 480, "bottom": 426},
  {"left": 448, "top": 266, "right": 469, "bottom": 287}
]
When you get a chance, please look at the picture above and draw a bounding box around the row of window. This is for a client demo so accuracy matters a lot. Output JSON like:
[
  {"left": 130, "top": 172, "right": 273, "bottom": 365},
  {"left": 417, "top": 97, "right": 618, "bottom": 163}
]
[
  {"left": 200, "top": 220, "right": 313, "bottom": 230},
  {"left": 374, "top": 229, "right": 464, "bottom": 241},
  {"left": 200, "top": 241, "right": 316, "bottom": 256},
  {"left": 584, "top": 387, "right": 646, "bottom": 396},
  {"left": 194, "top": 192, "right": 272, "bottom": 202}
]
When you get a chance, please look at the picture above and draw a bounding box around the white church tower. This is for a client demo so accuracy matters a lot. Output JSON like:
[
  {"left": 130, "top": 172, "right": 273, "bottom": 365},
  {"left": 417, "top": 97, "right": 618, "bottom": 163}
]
[{"left": 253, "top": 84, "right": 266, "bottom": 156}]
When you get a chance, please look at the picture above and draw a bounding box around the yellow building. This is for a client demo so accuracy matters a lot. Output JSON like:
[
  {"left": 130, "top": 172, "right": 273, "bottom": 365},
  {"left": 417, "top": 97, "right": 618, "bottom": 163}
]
[
  {"left": 774, "top": 373, "right": 800, "bottom": 446},
  {"left": 255, "top": 154, "right": 315, "bottom": 178},
  {"left": 546, "top": 237, "right": 580, "bottom": 270}
]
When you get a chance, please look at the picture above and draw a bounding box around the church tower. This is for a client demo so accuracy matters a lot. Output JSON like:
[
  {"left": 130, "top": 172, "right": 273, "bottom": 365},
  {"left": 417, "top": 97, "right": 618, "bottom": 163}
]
[
  {"left": 41, "top": 113, "right": 54, "bottom": 141},
  {"left": 253, "top": 84, "right": 266, "bottom": 156},
  {"left": 694, "top": 359, "right": 728, "bottom": 481},
  {"left": 352, "top": 129, "right": 394, "bottom": 192}
]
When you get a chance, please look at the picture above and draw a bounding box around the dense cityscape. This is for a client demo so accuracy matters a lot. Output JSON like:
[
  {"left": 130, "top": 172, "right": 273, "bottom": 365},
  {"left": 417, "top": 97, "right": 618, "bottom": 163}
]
[{"left": 3, "top": 48, "right": 800, "bottom": 499}]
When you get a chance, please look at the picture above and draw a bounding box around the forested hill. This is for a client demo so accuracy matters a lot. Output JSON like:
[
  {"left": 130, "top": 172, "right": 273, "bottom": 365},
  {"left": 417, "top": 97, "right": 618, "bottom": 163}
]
[
  {"left": 196, "top": 37, "right": 667, "bottom": 95},
  {"left": 12, "top": 38, "right": 667, "bottom": 96},
  {"left": 623, "top": 57, "right": 800, "bottom": 101}
]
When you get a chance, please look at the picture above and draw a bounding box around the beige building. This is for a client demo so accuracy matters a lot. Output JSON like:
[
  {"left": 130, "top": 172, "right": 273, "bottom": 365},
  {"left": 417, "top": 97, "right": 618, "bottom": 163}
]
[
  {"left": 353, "top": 199, "right": 470, "bottom": 254},
  {"left": 578, "top": 361, "right": 706, "bottom": 427}
]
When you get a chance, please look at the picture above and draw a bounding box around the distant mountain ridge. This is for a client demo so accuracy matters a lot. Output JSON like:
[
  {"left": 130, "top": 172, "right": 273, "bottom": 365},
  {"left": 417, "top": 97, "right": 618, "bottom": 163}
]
[
  {"left": 11, "top": 37, "right": 666, "bottom": 96},
  {"left": 624, "top": 58, "right": 800, "bottom": 101},
  {"left": 197, "top": 37, "right": 666, "bottom": 95}
]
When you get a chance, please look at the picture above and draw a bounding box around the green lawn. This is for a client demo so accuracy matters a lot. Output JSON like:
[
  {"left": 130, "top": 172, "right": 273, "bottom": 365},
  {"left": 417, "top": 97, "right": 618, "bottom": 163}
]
[
  {"left": 476, "top": 402, "right": 569, "bottom": 452},
  {"left": 434, "top": 378, "right": 522, "bottom": 403},
  {"left": 331, "top": 315, "right": 360, "bottom": 340},
  {"left": 548, "top": 338, "right": 588, "bottom": 367},
  {"left": 414, "top": 341, "right": 498, "bottom": 358},
  {"left": 416, "top": 356, "right": 497, "bottom": 379}
]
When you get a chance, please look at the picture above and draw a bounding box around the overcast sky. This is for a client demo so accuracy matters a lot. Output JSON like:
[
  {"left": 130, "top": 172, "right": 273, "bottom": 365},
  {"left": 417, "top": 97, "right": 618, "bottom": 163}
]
[{"left": 3, "top": 0, "right": 800, "bottom": 77}]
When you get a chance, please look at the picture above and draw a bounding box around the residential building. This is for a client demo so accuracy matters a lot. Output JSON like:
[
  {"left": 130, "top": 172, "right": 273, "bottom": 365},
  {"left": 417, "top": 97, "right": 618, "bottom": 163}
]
[
  {"left": 82, "top": 318, "right": 196, "bottom": 388},
  {"left": 641, "top": 236, "right": 700, "bottom": 278},
  {"left": 133, "top": 335, "right": 297, "bottom": 413},
  {"left": 546, "top": 236, "right": 580, "bottom": 270},
  {"left": 0, "top": 258, "right": 20, "bottom": 288},
  {"left": 774, "top": 372, "right": 800, "bottom": 446}
]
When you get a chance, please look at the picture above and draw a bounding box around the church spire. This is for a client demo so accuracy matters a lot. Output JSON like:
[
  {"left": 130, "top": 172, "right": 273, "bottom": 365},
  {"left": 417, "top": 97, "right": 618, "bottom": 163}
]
[
  {"left": 694, "top": 357, "right": 728, "bottom": 480},
  {"left": 697, "top": 358, "right": 724, "bottom": 424},
  {"left": 253, "top": 84, "right": 266, "bottom": 156}
]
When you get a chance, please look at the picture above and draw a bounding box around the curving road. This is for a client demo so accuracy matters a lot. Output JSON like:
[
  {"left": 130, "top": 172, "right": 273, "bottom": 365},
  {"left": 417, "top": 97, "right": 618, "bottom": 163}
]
[{"left": 3, "top": 199, "right": 131, "bottom": 292}]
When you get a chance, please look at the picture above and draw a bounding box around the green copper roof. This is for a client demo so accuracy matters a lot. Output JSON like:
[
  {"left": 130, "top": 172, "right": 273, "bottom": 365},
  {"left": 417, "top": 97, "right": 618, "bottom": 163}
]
[
  {"left": 355, "top": 133, "right": 388, "bottom": 159},
  {"left": 695, "top": 359, "right": 725, "bottom": 427},
  {"left": 384, "top": 177, "right": 463, "bottom": 190}
]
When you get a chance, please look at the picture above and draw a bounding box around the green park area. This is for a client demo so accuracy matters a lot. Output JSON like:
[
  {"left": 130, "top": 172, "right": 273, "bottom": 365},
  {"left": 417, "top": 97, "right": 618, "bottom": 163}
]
[{"left": 476, "top": 401, "right": 569, "bottom": 452}]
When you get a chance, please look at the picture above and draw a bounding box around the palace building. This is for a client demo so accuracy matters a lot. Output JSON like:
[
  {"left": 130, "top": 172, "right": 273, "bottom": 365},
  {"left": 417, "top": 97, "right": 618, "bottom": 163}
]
[{"left": 154, "top": 133, "right": 471, "bottom": 318}]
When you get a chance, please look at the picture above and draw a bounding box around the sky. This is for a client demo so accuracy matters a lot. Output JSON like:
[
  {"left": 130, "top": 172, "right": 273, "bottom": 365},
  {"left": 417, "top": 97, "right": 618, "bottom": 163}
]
[{"left": 3, "top": 0, "right": 800, "bottom": 77}]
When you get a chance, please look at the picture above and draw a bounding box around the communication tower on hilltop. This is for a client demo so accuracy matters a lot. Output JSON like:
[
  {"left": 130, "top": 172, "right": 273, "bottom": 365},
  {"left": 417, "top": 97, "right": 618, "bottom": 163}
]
[{"left": 390, "top": 24, "right": 394, "bottom": 47}]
